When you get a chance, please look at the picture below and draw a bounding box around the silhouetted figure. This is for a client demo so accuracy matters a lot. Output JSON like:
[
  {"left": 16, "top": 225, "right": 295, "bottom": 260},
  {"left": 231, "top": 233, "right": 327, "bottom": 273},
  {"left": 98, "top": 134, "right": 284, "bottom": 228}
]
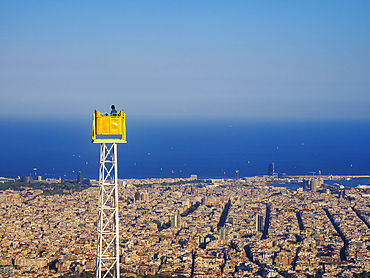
[{"left": 111, "top": 105, "right": 117, "bottom": 116}]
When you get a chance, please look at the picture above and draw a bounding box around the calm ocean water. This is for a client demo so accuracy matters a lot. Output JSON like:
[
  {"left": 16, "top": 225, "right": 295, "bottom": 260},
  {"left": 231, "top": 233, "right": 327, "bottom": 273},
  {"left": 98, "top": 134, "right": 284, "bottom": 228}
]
[{"left": 0, "top": 116, "right": 369, "bottom": 180}]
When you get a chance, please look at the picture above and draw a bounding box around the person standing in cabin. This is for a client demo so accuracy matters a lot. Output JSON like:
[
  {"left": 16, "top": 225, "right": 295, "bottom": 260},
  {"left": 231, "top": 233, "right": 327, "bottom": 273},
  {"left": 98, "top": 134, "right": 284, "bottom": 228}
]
[{"left": 111, "top": 105, "right": 117, "bottom": 116}]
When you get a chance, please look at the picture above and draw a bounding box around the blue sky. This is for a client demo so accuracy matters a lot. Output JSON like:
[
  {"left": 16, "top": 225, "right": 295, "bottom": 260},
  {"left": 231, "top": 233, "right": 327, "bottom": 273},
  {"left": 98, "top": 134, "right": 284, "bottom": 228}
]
[{"left": 1, "top": 1, "right": 369, "bottom": 118}]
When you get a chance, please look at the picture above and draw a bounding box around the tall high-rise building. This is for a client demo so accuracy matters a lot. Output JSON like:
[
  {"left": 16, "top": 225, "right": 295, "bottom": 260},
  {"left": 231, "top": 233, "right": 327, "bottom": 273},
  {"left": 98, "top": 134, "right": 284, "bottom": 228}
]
[
  {"left": 134, "top": 190, "right": 141, "bottom": 202},
  {"left": 171, "top": 212, "right": 181, "bottom": 228},
  {"left": 310, "top": 179, "right": 317, "bottom": 192},
  {"left": 256, "top": 214, "right": 264, "bottom": 232},
  {"left": 77, "top": 171, "right": 82, "bottom": 184},
  {"left": 268, "top": 163, "right": 274, "bottom": 176},
  {"left": 235, "top": 170, "right": 239, "bottom": 180},
  {"left": 219, "top": 227, "right": 228, "bottom": 241},
  {"left": 141, "top": 191, "right": 149, "bottom": 202}
]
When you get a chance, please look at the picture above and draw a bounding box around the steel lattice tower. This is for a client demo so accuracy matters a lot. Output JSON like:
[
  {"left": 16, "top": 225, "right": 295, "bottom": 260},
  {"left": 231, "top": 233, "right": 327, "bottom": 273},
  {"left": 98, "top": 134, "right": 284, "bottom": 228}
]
[
  {"left": 92, "top": 109, "right": 126, "bottom": 278},
  {"left": 96, "top": 143, "right": 120, "bottom": 278}
]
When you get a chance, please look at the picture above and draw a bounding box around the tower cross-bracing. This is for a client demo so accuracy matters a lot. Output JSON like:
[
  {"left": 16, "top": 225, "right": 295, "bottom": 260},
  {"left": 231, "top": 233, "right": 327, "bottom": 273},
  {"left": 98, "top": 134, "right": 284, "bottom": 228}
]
[
  {"left": 92, "top": 109, "right": 126, "bottom": 278},
  {"left": 96, "top": 143, "right": 120, "bottom": 278}
]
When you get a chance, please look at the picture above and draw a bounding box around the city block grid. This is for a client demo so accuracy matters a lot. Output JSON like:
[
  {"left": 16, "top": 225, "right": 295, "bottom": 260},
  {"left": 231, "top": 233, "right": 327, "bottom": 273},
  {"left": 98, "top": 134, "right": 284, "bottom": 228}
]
[{"left": 1, "top": 176, "right": 370, "bottom": 277}]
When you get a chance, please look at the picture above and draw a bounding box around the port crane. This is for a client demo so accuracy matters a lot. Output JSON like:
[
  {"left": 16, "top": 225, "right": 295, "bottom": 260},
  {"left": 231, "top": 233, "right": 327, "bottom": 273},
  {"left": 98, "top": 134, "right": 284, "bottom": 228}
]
[
  {"left": 92, "top": 109, "right": 127, "bottom": 278},
  {"left": 308, "top": 172, "right": 316, "bottom": 177}
]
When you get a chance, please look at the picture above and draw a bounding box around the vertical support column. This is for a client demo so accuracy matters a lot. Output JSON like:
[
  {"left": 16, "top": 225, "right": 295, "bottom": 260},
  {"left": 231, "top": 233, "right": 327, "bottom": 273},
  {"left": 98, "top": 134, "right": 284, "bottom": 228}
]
[
  {"left": 96, "top": 143, "right": 120, "bottom": 278},
  {"left": 113, "top": 143, "right": 120, "bottom": 278}
]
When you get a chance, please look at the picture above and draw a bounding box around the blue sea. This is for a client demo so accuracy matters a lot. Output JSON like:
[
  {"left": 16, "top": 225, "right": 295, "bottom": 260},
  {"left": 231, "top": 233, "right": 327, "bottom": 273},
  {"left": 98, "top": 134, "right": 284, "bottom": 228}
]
[{"left": 0, "top": 116, "right": 369, "bottom": 181}]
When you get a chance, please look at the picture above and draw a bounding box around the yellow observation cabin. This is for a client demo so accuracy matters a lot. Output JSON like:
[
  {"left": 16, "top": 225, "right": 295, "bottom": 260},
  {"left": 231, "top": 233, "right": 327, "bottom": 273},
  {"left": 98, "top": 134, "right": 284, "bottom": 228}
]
[{"left": 92, "top": 110, "right": 127, "bottom": 143}]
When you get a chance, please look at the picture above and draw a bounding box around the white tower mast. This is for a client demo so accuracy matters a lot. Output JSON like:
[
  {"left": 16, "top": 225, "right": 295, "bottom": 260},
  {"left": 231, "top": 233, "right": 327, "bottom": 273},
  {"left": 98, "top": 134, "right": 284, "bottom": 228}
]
[
  {"left": 92, "top": 109, "right": 126, "bottom": 278},
  {"left": 96, "top": 143, "right": 120, "bottom": 278}
]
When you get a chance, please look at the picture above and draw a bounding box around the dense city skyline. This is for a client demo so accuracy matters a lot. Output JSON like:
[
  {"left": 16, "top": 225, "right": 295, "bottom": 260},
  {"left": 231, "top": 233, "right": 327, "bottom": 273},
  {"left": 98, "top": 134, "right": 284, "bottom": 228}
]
[{"left": 2, "top": 175, "right": 370, "bottom": 277}]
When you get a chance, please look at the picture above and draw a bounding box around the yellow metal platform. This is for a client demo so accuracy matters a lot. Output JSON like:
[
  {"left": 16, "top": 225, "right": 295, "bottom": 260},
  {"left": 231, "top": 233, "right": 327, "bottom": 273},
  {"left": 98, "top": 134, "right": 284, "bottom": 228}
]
[{"left": 92, "top": 110, "right": 127, "bottom": 143}]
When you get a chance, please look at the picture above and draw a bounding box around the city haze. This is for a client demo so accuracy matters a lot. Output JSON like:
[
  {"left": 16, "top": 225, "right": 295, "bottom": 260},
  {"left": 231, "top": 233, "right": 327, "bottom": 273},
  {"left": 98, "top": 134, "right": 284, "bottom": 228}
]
[{"left": 1, "top": 1, "right": 370, "bottom": 119}]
